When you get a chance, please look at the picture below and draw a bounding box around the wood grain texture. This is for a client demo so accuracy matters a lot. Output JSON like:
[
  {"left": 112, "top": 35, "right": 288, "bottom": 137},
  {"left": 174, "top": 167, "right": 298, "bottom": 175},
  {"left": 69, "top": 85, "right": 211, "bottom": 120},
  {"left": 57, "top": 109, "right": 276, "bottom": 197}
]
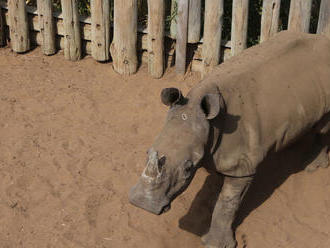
[
  {"left": 147, "top": 0, "right": 164, "bottom": 78},
  {"left": 91, "top": 0, "right": 110, "bottom": 61},
  {"left": 61, "top": 0, "right": 81, "bottom": 61},
  {"left": 288, "top": 0, "right": 312, "bottom": 33},
  {"left": 260, "top": 0, "right": 281, "bottom": 42},
  {"left": 175, "top": 0, "right": 189, "bottom": 75},
  {"left": 188, "top": 0, "right": 201, "bottom": 43},
  {"left": 231, "top": 0, "right": 249, "bottom": 56},
  {"left": 202, "top": 0, "right": 223, "bottom": 77},
  {"left": 37, "top": 0, "right": 56, "bottom": 55},
  {"left": 110, "top": 0, "right": 137, "bottom": 75},
  {"left": 317, "top": 0, "right": 330, "bottom": 38},
  {"left": 8, "top": 0, "right": 30, "bottom": 53}
]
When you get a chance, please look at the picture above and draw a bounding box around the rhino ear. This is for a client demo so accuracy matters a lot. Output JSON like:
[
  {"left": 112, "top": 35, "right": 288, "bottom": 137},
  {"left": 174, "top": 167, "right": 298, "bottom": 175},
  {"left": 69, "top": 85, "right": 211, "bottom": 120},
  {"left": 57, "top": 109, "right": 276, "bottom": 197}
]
[
  {"left": 201, "top": 93, "right": 225, "bottom": 119},
  {"left": 161, "top": 88, "right": 182, "bottom": 107}
]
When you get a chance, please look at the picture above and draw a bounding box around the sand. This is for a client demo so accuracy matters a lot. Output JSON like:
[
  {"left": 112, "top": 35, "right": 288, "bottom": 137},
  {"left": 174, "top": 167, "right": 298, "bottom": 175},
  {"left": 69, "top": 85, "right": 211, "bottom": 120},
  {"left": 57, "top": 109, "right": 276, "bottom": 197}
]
[{"left": 0, "top": 47, "right": 329, "bottom": 248}]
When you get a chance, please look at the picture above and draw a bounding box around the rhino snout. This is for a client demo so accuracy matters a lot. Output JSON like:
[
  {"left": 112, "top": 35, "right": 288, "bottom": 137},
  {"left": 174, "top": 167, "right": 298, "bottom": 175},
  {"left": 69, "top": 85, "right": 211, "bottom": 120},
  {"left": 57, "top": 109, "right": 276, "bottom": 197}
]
[{"left": 129, "top": 183, "right": 170, "bottom": 215}]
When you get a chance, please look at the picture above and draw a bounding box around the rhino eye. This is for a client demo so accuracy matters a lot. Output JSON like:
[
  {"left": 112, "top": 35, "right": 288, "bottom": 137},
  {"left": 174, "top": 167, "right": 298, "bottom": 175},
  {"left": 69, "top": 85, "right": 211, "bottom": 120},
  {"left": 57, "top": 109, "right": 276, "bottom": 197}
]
[{"left": 183, "top": 160, "right": 193, "bottom": 178}]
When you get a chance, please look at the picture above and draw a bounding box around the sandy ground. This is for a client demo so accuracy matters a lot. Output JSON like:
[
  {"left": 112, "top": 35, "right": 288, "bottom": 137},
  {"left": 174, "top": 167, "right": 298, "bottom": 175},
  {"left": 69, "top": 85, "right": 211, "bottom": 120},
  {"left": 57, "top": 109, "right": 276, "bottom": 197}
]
[{"left": 0, "top": 47, "right": 330, "bottom": 248}]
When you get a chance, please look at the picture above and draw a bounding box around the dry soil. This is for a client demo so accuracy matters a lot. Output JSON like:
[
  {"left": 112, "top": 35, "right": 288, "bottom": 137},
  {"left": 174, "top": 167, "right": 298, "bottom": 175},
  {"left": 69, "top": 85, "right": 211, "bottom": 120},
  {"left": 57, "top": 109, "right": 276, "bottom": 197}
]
[{"left": 0, "top": 47, "right": 329, "bottom": 248}]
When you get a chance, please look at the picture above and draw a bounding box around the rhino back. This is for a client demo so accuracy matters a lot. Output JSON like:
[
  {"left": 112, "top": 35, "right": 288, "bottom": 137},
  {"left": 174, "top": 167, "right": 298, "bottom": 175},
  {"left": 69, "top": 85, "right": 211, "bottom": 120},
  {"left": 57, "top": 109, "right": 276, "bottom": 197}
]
[{"left": 202, "top": 31, "right": 330, "bottom": 176}]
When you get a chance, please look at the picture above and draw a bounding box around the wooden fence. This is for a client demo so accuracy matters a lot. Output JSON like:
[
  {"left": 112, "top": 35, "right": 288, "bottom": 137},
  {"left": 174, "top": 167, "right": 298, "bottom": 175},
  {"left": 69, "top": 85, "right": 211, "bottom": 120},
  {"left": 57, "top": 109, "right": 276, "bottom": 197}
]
[{"left": 0, "top": 0, "right": 330, "bottom": 79}]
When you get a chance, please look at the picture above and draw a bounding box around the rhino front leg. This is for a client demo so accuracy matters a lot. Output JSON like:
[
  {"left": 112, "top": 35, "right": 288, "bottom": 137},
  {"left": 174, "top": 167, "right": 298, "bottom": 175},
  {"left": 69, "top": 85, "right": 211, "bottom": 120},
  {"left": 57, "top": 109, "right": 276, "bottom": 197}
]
[
  {"left": 202, "top": 175, "right": 253, "bottom": 248},
  {"left": 305, "top": 114, "right": 330, "bottom": 172}
]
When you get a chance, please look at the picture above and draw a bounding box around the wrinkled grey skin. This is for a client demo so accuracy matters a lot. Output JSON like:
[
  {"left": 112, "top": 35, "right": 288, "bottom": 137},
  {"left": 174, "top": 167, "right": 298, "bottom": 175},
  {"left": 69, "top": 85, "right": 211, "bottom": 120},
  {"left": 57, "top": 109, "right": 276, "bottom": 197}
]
[
  {"left": 129, "top": 87, "right": 215, "bottom": 215},
  {"left": 129, "top": 31, "right": 330, "bottom": 248}
]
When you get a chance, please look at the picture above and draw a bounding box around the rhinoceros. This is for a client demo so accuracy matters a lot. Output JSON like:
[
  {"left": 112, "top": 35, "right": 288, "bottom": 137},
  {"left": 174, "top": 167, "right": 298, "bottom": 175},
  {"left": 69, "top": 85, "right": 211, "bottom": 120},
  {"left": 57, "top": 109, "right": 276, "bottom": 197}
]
[{"left": 129, "top": 31, "right": 330, "bottom": 248}]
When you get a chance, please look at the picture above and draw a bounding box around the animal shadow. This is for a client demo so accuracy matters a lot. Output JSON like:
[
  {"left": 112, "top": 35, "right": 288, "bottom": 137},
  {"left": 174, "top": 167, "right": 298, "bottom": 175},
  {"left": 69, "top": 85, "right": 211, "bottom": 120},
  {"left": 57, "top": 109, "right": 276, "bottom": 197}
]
[
  {"left": 178, "top": 173, "right": 223, "bottom": 236},
  {"left": 179, "top": 132, "right": 318, "bottom": 236}
]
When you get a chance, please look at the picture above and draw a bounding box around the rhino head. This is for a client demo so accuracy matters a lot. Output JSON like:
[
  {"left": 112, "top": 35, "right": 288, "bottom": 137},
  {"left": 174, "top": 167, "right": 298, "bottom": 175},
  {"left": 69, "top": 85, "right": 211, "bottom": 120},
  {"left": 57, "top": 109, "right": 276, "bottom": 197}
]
[{"left": 129, "top": 86, "right": 225, "bottom": 214}]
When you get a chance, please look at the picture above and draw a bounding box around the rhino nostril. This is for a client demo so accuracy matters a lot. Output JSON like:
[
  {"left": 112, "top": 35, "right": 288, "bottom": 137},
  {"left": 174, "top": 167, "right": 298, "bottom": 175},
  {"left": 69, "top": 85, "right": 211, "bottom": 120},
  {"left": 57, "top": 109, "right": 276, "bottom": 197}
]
[{"left": 158, "top": 155, "right": 166, "bottom": 172}]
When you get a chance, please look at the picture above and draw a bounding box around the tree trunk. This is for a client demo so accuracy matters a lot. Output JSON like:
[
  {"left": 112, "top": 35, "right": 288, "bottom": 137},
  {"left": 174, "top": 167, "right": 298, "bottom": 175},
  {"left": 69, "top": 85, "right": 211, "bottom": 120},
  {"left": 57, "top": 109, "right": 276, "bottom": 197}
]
[
  {"left": 188, "top": 0, "right": 201, "bottom": 43},
  {"left": 288, "top": 0, "right": 312, "bottom": 33},
  {"left": 110, "top": 0, "right": 138, "bottom": 75},
  {"left": 37, "top": 0, "right": 56, "bottom": 55},
  {"left": 317, "top": 0, "right": 330, "bottom": 39},
  {"left": 147, "top": 0, "right": 164, "bottom": 78},
  {"left": 175, "top": 0, "right": 189, "bottom": 75},
  {"left": 231, "top": 0, "right": 249, "bottom": 56},
  {"left": 91, "top": 0, "right": 110, "bottom": 61},
  {"left": 202, "top": 0, "right": 223, "bottom": 77},
  {"left": 260, "top": 0, "right": 281, "bottom": 42},
  {"left": 8, "top": 0, "right": 30, "bottom": 53},
  {"left": 61, "top": 0, "right": 82, "bottom": 61}
]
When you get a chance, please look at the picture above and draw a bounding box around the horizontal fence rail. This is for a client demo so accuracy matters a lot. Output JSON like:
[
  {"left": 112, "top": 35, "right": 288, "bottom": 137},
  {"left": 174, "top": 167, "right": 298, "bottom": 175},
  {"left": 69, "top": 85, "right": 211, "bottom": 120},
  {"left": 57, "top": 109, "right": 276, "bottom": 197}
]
[{"left": 0, "top": 0, "right": 330, "bottom": 78}]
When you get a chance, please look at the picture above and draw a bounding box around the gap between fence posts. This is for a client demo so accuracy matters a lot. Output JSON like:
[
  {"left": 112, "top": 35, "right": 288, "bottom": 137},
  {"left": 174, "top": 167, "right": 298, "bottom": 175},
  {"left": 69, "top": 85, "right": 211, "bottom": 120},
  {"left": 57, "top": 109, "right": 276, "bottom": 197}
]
[
  {"left": 188, "top": 0, "right": 201, "bottom": 43},
  {"left": 0, "top": 6, "right": 5, "bottom": 46},
  {"left": 288, "top": 0, "right": 312, "bottom": 33},
  {"left": 62, "top": 0, "right": 81, "bottom": 61},
  {"left": 170, "top": 0, "right": 177, "bottom": 39},
  {"left": 175, "top": 0, "right": 189, "bottom": 75},
  {"left": 37, "top": 0, "right": 56, "bottom": 55},
  {"left": 147, "top": 0, "right": 164, "bottom": 78},
  {"left": 231, "top": 0, "right": 249, "bottom": 56},
  {"left": 317, "top": 0, "right": 330, "bottom": 39},
  {"left": 202, "top": 0, "right": 223, "bottom": 78},
  {"left": 91, "top": 0, "right": 110, "bottom": 61},
  {"left": 260, "top": 0, "right": 281, "bottom": 43},
  {"left": 8, "top": 0, "right": 30, "bottom": 53},
  {"left": 110, "top": 0, "right": 138, "bottom": 75}
]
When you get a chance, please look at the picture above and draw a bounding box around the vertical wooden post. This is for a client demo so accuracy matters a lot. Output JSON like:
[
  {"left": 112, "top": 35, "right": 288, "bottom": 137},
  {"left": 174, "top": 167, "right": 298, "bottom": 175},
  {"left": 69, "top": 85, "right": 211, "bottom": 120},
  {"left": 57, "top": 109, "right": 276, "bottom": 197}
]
[
  {"left": 288, "top": 0, "right": 312, "bottom": 33},
  {"left": 0, "top": 6, "right": 5, "bottom": 47},
  {"left": 147, "top": 0, "right": 164, "bottom": 78},
  {"left": 110, "top": 0, "right": 138, "bottom": 75},
  {"left": 91, "top": 0, "right": 110, "bottom": 61},
  {"left": 175, "top": 0, "right": 189, "bottom": 75},
  {"left": 61, "top": 0, "right": 81, "bottom": 61},
  {"left": 202, "top": 0, "right": 223, "bottom": 77},
  {"left": 170, "top": 0, "right": 177, "bottom": 39},
  {"left": 317, "top": 0, "right": 330, "bottom": 38},
  {"left": 188, "top": 0, "right": 201, "bottom": 43},
  {"left": 231, "top": 0, "right": 249, "bottom": 56},
  {"left": 8, "top": 0, "right": 30, "bottom": 53},
  {"left": 260, "top": 0, "right": 281, "bottom": 43},
  {"left": 37, "top": 0, "right": 56, "bottom": 55}
]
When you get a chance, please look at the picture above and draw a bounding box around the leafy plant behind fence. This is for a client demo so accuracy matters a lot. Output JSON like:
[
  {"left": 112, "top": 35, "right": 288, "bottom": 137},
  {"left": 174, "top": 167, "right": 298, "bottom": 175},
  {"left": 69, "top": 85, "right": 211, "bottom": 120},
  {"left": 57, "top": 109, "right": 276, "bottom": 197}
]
[{"left": 20, "top": 0, "right": 323, "bottom": 46}]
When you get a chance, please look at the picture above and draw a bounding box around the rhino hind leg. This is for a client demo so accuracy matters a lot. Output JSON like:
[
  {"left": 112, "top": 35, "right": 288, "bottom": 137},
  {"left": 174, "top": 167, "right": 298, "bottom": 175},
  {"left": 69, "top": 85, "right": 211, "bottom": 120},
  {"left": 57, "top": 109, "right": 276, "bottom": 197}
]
[
  {"left": 304, "top": 133, "right": 329, "bottom": 172},
  {"left": 201, "top": 175, "right": 253, "bottom": 248}
]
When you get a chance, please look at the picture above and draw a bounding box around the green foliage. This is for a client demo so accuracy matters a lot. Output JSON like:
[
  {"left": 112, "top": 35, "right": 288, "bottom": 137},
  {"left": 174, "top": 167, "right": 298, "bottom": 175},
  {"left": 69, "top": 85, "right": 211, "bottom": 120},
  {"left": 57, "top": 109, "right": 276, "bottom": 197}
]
[
  {"left": 76, "top": 0, "right": 90, "bottom": 15},
  {"left": 25, "top": 0, "right": 321, "bottom": 46}
]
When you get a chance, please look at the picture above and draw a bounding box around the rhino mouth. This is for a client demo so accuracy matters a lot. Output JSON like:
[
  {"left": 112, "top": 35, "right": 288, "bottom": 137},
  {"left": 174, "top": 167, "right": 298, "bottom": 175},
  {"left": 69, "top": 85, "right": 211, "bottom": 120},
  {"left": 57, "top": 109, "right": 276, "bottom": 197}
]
[
  {"left": 129, "top": 184, "right": 171, "bottom": 215},
  {"left": 160, "top": 203, "right": 171, "bottom": 214}
]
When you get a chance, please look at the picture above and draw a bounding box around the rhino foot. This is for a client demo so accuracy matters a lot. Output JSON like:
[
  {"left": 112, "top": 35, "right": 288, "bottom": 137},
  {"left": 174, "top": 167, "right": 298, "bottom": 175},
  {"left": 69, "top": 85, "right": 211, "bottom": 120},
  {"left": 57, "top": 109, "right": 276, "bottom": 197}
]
[
  {"left": 201, "top": 231, "right": 237, "bottom": 248},
  {"left": 304, "top": 145, "right": 329, "bottom": 172}
]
